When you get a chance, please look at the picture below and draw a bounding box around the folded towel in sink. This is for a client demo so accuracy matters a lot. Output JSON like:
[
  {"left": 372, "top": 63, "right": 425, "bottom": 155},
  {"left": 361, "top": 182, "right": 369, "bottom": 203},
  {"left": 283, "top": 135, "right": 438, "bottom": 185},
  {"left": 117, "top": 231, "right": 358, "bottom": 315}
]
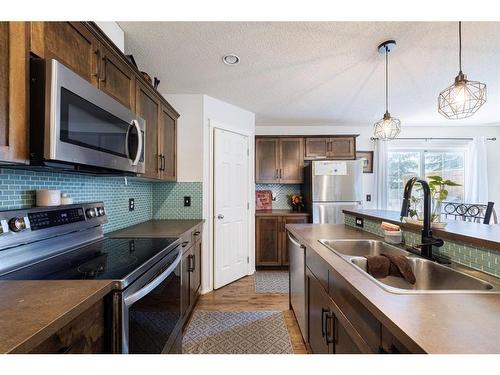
[
  {"left": 382, "top": 254, "right": 416, "bottom": 284},
  {"left": 365, "top": 254, "right": 416, "bottom": 284},
  {"left": 365, "top": 255, "right": 391, "bottom": 279}
]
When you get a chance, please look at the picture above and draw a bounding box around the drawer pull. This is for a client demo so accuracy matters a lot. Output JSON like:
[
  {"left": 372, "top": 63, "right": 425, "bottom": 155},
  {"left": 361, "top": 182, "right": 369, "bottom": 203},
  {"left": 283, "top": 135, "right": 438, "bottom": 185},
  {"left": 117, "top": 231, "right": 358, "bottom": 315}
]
[{"left": 181, "top": 241, "right": 189, "bottom": 248}]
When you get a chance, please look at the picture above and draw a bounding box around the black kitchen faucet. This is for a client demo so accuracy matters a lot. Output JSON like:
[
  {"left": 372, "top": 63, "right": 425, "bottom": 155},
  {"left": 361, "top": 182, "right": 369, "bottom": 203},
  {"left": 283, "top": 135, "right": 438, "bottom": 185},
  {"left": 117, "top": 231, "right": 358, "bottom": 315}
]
[{"left": 400, "top": 177, "right": 444, "bottom": 260}]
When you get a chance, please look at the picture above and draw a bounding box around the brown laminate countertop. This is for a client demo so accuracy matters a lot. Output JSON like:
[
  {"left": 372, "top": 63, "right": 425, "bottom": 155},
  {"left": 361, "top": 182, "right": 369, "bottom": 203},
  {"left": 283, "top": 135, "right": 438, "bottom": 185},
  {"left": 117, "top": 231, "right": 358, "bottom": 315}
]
[
  {"left": 255, "top": 209, "right": 310, "bottom": 217},
  {"left": 0, "top": 280, "right": 115, "bottom": 353},
  {"left": 109, "top": 219, "right": 204, "bottom": 238},
  {"left": 286, "top": 223, "right": 500, "bottom": 353},
  {"left": 344, "top": 208, "right": 500, "bottom": 252}
]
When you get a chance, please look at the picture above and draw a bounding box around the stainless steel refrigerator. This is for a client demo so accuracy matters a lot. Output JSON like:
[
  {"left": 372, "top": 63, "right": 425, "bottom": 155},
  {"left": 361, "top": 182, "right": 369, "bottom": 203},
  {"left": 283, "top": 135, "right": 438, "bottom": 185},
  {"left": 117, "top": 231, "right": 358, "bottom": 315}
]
[{"left": 303, "top": 160, "right": 364, "bottom": 224}]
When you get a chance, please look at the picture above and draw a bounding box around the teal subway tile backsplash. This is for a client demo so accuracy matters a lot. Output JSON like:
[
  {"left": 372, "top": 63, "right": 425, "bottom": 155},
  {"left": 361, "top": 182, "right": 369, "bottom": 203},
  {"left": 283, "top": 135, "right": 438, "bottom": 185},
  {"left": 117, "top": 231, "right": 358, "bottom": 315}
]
[
  {"left": 0, "top": 168, "right": 203, "bottom": 233},
  {"left": 153, "top": 182, "right": 203, "bottom": 220},
  {"left": 255, "top": 183, "right": 302, "bottom": 210},
  {"left": 344, "top": 213, "right": 500, "bottom": 278},
  {"left": 0, "top": 168, "right": 152, "bottom": 233}
]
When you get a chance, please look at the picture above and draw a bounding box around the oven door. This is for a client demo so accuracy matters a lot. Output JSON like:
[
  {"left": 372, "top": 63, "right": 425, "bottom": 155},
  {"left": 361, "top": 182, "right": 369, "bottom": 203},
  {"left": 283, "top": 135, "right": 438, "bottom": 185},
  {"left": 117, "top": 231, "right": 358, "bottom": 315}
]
[
  {"left": 45, "top": 59, "right": 145, "bottom": 174},
  {"left": 119, "top": 246, "right": 182, "bottom": 354}
]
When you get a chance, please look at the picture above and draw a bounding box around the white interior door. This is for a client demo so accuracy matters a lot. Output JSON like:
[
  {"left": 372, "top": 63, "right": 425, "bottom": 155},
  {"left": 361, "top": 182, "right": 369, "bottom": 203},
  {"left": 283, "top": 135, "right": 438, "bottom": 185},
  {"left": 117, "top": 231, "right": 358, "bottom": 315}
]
[{"left": 214, "top": 128, "right": 249, "bottom": 289}]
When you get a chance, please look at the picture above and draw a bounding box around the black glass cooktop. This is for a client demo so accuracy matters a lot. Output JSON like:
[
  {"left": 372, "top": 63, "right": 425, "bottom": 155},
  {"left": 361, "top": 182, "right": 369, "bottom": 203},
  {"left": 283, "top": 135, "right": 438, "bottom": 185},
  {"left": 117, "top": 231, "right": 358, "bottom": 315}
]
[{"left": 0, "top": 237, "right": 178, "bottom": 283}]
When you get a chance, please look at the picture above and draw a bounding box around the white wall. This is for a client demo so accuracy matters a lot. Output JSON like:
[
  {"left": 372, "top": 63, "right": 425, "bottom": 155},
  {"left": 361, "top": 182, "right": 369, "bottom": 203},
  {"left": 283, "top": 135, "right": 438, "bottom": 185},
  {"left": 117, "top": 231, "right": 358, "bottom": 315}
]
[
  {"left": 164, "top": 94, "right": 204, "bottom": 182},
  {"left": 165, "top": 94, "right": 256, "bottom": 294},
  {"left": 95, "top": 22, "right": 125, "bottom": 52},
  {"left": 256, "top": 124, "right": 500, "bottom": 209}
]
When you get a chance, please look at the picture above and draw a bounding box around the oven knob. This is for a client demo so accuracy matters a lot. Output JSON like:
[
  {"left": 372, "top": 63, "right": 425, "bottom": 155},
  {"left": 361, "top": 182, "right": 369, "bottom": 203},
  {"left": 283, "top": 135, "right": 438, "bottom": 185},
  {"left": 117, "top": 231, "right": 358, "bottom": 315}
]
[
  {"left": 86, "top": 208, "right": 97, "bottom": 219},
  {"left": 97, "top": 207, "right": 105, "bottom": 217},
  {"left": 9, "top": 217, "right": 27, "bottom": 232}
]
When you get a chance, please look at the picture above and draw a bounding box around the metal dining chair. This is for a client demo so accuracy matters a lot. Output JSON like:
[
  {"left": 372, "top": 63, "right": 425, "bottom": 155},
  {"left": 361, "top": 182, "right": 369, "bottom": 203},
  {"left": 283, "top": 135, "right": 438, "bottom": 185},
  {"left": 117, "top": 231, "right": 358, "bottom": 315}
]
[{"left": 442, "top": 201, "right": 497, "bottom": 224}]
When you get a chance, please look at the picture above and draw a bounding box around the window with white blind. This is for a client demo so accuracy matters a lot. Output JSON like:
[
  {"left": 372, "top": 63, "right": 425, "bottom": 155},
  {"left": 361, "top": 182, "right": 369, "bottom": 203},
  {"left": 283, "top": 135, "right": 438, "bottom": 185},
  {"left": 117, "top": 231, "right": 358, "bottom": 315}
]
[{"left": 386, "top": 147, "right": 466, "bottom": 211}]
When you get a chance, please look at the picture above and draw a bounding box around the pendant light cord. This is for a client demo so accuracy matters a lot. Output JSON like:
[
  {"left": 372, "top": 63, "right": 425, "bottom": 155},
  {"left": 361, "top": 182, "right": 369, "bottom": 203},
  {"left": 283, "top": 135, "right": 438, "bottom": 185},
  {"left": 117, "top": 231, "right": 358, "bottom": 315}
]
[
  {"left": 385, "top": 45, "right": 389, "bottom": 112},
  {"left": 458, "top": 21, "right": 462, "bottom": 72}
]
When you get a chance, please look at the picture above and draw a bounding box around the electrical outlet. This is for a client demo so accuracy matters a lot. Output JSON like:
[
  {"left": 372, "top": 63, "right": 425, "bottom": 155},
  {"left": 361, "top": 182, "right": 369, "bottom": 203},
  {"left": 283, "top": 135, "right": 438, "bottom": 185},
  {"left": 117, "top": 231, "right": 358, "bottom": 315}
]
[
  {"left": 184, "top": 196, "right": 191, "bottom": 207},
  {"left": 366, "top": 194, "right": 371, "bottom": 202},
  {"left": 355, "top": 217, "right": 364, "bottom": 228},
  {"left": 129, "top": 198, "right": 135, "bottom": 211}
]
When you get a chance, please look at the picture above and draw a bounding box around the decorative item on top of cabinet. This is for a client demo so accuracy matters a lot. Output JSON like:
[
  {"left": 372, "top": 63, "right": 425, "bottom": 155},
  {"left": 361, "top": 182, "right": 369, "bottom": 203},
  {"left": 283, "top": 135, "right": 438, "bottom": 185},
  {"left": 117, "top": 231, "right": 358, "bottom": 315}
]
[
  {"left": 255, "top": 137, "right": 304, "bottom": 184},
  {"left": 305, "top": 136, "right": 357, "bottom": 160},
  {"left": 255, "top": 213, "right": 309, "bottom": 267},
  {"left": 0, "top": 22, "right": 29, "bottom": 164}
]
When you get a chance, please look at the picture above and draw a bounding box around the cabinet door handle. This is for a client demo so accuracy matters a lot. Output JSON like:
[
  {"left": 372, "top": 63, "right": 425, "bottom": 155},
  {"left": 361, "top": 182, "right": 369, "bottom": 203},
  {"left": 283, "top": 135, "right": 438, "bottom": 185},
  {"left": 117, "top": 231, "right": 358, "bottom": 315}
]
[
  {"left": 162, "top": 155, "right": 166, "bottom": 171},
  {"left": 326, "top": 312, "right": 336, "bottom": 344},
  {"left": 321, "top": 308, "right": 328, "bottom": 338},
  {"left": 101, "top": 56, "right": 108, "bottom": 83},
  {"left": 188, "top": 254, "right": 194, "bottom": 272},
  {"left": 275, "top": 169, "right": 279, "bottom": 179},
  {"left": 192, "top": 254, "right": 196, "bottom": 271},
  {"left": 94, "top": 48, "right": 101, "bottom": 79},
  {"left": 279, "top": 168, "right": 282, "bottom": 179}
]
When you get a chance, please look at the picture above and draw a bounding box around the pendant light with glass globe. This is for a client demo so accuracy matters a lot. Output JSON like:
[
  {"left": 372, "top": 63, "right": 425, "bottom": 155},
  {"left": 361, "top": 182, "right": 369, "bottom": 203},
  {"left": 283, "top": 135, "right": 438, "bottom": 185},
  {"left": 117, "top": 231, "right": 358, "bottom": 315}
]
[
  {"left": 373, "top": 40, "right": 401, "bottom": 141},
  {"left": 438, "top": 21, "right": 487, "bottom": 119}
]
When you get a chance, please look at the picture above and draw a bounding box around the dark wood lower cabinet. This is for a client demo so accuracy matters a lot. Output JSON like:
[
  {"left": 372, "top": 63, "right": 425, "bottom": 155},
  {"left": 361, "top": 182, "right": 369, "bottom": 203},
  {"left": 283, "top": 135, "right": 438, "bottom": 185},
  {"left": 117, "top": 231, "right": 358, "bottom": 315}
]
[
  {"left": 29, "top": 300, "right": 106, "bottom": 354},
  {"left": 307, "top": 268, "right": 361, "bottom": 354},
  {"left": 181, "top": 225, "right": 203, "bottom": 326},
  {"left": 256, "top": 213, "right": 309, "bottom": 267}
]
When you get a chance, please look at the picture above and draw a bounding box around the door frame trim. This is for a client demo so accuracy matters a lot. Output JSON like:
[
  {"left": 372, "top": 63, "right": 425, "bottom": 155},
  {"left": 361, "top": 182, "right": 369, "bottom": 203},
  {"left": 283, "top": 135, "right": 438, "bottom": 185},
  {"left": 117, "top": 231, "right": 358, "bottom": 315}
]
[{"left": 208, "top": 119, "right": 255, "bottom": 291}]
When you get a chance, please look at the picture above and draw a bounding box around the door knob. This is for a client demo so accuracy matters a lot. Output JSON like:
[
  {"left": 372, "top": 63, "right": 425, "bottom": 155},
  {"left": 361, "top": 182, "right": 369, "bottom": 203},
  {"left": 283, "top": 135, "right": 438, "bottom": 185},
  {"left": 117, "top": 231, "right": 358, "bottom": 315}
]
[{"left": 217, "top": 214, "right": 224, "bottom": 219}]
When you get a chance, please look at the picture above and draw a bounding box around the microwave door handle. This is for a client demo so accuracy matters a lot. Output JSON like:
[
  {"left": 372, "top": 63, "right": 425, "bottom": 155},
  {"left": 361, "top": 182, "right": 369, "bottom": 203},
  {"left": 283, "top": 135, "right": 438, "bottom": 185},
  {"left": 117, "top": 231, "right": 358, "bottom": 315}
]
[
  {"left": 124, "top": 249, "right": 181, "bottom": 307},
  {"left": 130, "top": 119, "right": 143, "bottom": 166}
]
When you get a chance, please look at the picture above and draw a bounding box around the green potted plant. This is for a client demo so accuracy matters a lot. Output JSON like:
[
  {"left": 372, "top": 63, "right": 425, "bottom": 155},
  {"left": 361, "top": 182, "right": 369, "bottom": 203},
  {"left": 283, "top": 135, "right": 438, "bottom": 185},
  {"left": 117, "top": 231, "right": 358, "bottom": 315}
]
[{"left": 407, "top": 176, "right": 461, "bottom": 228}]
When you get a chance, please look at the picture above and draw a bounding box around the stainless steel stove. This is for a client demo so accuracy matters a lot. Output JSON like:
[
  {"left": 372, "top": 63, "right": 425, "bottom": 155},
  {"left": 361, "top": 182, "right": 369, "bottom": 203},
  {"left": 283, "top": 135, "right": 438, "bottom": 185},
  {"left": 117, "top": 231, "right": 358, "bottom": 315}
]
[{"left": 0, "top": 202, "right": 182, "bottom": 354}]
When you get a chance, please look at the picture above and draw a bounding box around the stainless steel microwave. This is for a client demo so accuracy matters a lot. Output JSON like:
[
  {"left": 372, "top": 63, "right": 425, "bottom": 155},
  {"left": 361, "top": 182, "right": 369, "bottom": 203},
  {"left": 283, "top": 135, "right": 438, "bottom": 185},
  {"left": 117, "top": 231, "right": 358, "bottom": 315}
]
[{"left": 30, "top": 59, "right": 145, "bottom": 174}]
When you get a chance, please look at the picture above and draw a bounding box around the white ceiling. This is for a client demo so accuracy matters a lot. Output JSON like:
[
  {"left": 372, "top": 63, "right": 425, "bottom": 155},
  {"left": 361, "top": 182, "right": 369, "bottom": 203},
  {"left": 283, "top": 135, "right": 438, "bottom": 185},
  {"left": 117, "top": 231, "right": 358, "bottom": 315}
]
[{"left": 119, "top": 22, "right": 500, "bottom": 126}]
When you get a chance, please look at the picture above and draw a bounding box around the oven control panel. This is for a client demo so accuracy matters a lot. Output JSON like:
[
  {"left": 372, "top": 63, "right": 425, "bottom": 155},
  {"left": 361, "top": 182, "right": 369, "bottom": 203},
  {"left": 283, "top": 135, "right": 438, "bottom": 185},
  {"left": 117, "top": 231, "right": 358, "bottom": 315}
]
[
  {"left": 28, "top": 207, "right": 86, "bottom": 231},
  {"left": 0, "top": 202, "right": 107, "bottom": 250}
]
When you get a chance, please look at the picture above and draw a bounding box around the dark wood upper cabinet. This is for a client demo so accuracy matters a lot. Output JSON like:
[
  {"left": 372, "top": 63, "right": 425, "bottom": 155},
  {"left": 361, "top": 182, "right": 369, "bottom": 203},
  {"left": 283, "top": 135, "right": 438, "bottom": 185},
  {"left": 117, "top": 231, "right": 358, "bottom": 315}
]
[
  {"left": 305, "top": 136, "right": 356, "bottom": 160},
  {"left": 31, "top": 22, "right": 99, "bottom": 85},
  {"left": 136, "top": 82, "right": 160, "bottom": 179},
  {"left": 0, "top": 22, "right": 29, "bottom": 164},
  {"left": 159, "top": 104, "right": 178, "bottom": 181},
  {"left": 305, "top": 138, "right": 329, "bottom": 159},
  {"left": 330, "top": 137, "right": 356, "bottom": 159},
  {"left": 255, "top": 137, "right": 304, "bottom": 184},
  {"left": 255, "top": 138, "right": 280, "bottom": 183},
  {"left": 98, "top": 46, "right": 136, "bottom": 110},
  {"left": 280, "top": 138, "right": 304, "bottom": 183}
]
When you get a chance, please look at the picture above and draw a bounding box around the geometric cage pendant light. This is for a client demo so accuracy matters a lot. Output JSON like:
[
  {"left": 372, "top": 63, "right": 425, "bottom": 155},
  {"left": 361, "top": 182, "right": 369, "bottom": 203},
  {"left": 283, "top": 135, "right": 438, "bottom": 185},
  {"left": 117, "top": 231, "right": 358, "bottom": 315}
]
[
  {"left": 438, "top": 21, "right": 487, "bottom": 119},
  {"left": 373, "top": 40, "right": 401, "bottom": 140}
]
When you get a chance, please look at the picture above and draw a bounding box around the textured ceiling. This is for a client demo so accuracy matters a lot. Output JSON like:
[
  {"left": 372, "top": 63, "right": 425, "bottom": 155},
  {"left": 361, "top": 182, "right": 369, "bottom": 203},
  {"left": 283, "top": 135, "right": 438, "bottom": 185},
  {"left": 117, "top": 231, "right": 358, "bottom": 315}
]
[{"left": 119, "top": 22, "right": 500, "bottom": 126}]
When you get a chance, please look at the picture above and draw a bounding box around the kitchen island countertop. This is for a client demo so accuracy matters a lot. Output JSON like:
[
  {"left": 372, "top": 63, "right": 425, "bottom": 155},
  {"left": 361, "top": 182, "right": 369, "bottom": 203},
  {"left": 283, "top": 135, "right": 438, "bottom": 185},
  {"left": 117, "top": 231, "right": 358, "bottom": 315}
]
[{"left": 286, "top": 223, "right": 500, "bottom": 353}]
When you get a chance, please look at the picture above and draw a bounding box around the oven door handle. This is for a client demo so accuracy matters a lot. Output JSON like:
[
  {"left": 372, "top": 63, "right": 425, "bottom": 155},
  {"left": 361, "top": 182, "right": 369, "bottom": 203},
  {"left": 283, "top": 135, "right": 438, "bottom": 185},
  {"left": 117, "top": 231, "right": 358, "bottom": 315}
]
[
  {"left": 130, "top": 119, "right": 143, "bottom": 166},
  {"left": 124, "top": 249, "right": 181, "bottom": 307}
]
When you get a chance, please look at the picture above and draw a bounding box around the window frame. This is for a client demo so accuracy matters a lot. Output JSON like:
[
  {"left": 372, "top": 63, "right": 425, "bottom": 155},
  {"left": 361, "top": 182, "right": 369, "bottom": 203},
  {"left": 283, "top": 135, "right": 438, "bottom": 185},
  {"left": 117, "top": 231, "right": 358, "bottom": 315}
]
[{"left": 385, "top": 143, "right": 468, "bottom": 209}]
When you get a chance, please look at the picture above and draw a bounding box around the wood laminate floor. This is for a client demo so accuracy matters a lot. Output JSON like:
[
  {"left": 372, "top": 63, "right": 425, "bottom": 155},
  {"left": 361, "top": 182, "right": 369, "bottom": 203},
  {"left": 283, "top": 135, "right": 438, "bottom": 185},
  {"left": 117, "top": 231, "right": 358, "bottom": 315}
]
[{"left": 193, "top": 274, "right": 307, "bottom": 354}]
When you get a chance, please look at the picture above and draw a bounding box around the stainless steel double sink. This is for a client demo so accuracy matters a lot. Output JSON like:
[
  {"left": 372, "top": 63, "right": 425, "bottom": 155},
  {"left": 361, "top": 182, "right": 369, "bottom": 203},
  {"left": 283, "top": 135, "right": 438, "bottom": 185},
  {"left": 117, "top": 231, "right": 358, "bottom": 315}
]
[{"left": 319, "top": 239, "right": 498, "bottom": 294}]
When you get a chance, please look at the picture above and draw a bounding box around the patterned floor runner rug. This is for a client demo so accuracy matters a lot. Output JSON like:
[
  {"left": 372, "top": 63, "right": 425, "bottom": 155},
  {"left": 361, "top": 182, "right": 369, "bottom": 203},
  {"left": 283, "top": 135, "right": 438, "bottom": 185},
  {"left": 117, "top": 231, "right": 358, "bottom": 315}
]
[
  {"left": 255, "top": 271, "right": 289, "bottom": 294},
  {"left": 182, "top": 310, "right": 293, "bottom": 354}
]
